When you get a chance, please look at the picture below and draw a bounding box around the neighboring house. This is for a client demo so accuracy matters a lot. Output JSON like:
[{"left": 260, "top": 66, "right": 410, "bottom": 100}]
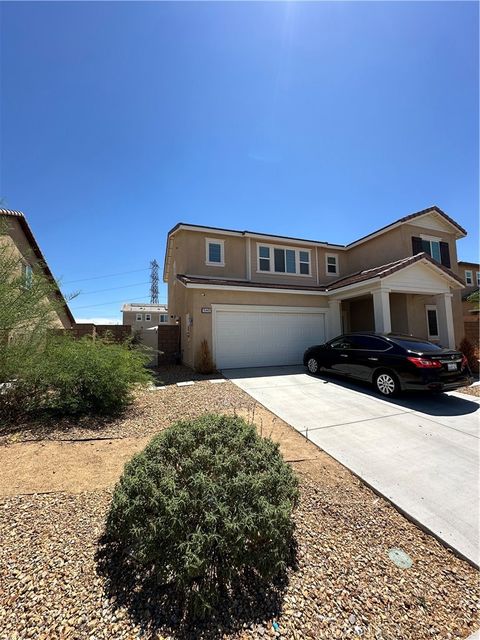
[
  {"left": 121, "top": 303, "right": 169, "bottom": 330},
  {"left": 458, "top": 260, "right": 479, "bottom": 348},
  {"left": 0, "top": 208, "right": 74, "bottom": 329},
  {"left": 163, "top": 206, "right": 470, "bottom": 370}
]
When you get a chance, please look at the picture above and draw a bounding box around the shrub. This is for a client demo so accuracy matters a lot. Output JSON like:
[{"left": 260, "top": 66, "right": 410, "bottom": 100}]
[
  {"left": 2, "top": 334, "right": 152, "bottom": 417},
  {"left": 459, "top": 337, "right": 478, "bottom": 373},
  {"left": 105, "top": 414, "right": 299, "bottom": 617},
  {"left": 195, "top": 338, "right": 215, "bottom": 374}
]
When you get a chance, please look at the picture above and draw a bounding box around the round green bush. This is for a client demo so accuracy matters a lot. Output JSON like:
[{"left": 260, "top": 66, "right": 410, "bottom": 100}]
[{"left": 106, "top": 414, "right": 299, "bottom": 615}]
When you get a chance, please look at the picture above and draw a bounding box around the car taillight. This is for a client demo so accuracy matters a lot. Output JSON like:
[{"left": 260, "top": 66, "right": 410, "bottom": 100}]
[
  {"left": 461, "top": 354, "right": 468, "bottom": 369},
  {"left": 407, "top": 357, "right": 442, "bottom": 369}
]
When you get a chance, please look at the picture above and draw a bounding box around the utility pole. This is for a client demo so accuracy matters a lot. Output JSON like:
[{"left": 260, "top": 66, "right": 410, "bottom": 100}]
[{"left": 150, "top": 259, "right": 159, "bottom": 304}]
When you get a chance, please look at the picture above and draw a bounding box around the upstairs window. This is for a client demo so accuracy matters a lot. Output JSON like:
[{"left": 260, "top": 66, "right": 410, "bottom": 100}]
[
  {"left": 145, "top": 314, "right": 151, "bottom": 321},
  {"left": 325, "top": 254, "right": 339, "bottom": 275},
  {"left": 159, "top": 314, "right": 168, "bottom": 323},
  {"left": 205, "top": 238, "right": 224, "bottom": 266},
  {"left": 257, "top": 244, "right": 310, "bottom": 275},
  {"left": 412, "top": 236, "right": 450, "bottom": 267},
  {"left": 136, "top": 314, "right": 142, "bottom": 322},
  {"left": 465, "top": 270, "right": 473, "bottom": 285}
]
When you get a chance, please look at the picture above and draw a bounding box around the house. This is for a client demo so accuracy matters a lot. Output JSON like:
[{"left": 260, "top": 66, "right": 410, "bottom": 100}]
[
  {"left": 163, "top": 206, "right": 468, "bottom": 370},
  {"left": 121, "top": 303, "right": 169, "bottom": 331},
  {"left": 458, "top": 260, "right": 479, "bottom": 348},
  {"left": 0, "top": 208, "right": 74, "bottom": 329}
]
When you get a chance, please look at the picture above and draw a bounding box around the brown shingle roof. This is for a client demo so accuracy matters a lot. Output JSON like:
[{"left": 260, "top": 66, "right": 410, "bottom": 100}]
[
  {"left": 177, "top": 274, "right": 327, "bottom": 292},
  {"left": 0, "top": 208, "right": 75, "bottom": 326},
  {"left": 178, "top": 252, "right": 464, "bottom": 294}
]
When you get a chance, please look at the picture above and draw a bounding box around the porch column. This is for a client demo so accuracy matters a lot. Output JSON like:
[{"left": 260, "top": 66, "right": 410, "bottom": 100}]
[
  {"left": 372, "top": 288, "right": 392, "bottom": 334},
  {"left": 327, "top": 299, "right": 342, "bottom": 339},
  {"left": 435, "top": 292, "right": 455, "bottom": 349}
]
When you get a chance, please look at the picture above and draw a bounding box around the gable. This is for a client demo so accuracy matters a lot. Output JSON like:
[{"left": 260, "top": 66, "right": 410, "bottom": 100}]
[
  {"left": 408, "top": 211, "right": 460, "bottom": 236},
  {"left": 383, "top": 260, "right": 461, "bottom": 294}
]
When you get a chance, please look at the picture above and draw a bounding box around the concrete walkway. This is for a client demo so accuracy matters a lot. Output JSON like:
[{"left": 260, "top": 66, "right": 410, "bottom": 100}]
[{"left": 225, "top": 365, "right": 480, "bottom": 566}]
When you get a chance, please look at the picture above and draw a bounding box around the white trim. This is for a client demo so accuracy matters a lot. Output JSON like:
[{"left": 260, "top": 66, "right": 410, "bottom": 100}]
[
  {"left": 420, "top": 234, "right": 442, "bottom": 242},
  {"left": 425, "top": 304, "right": 439, "bottom": 340},
  {"left": 325, "top": 253, "right": 339, "bottom": 276},
  {"left": 256, "top": 242, "right": 312, "bottom": 277},
  {"left": 465, "top": 270, "right": 473, "bottom": 285},
  {"left": 205, "top": 238, "right": 225, "bottom": 267}
]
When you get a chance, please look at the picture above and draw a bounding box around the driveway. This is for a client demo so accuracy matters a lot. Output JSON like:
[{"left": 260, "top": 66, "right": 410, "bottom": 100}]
[{"left": 225, "top": 365, "right": 480, "bottom": 566}]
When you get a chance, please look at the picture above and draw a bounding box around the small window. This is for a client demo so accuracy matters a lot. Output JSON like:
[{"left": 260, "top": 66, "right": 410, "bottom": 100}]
[
  {"left": 326, "top": 254, "right": 338, "bottom": 275},
  {"left": 159, "top": 314, "right": 168, "bottom": 323},
  {"left": 465, "top": 270, "right": 473, "bottom": 285},
  {"left": 145, "top": 314, "right": 151, "bottom": 321},
  {"left": 299, "top": 251, "right": 310, "bottom": 275},
  {"left": 136, "top": 314, "right": 142, "bottom": 322},
  {"left": 22, "top": 263, "right": 33, "bottom": 288},
  {"left": 206, "top": 238, "right": 224, "bottom": 266},
  {"left": 259, "top": 246, "right": 271, "bottom": 271},
  {"left": 329, "top": 338, "right": 355, "bottom": 350},
  {"left": 425, "top": 306, "right": 439, "bottom": 340}
]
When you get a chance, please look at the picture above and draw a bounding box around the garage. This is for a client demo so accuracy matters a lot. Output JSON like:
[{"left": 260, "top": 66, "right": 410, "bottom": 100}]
[{"left": 213, "top": 305, "right": 327, "bottom": 369}]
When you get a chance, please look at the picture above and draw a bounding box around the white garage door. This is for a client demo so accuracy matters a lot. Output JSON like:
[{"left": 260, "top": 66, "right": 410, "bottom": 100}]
[{"left": 214, "top": 306, "right": 326, "bottom": 369}]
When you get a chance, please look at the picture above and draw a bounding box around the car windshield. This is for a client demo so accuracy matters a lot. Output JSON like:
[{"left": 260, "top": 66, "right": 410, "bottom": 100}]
[{"left": 393, "top": 338, "right": 443, "bottom": 352}]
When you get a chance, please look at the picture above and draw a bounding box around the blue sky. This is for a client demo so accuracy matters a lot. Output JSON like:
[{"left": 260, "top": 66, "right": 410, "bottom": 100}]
[{"left": 1, "top": 1, "right": 478, "bottom": 323}]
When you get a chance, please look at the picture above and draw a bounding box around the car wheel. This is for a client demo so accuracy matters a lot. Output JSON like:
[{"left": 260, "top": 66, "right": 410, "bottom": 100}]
[
  {"left": 307, "top": 357, "right": 319, "bottom": 374},
  {"left": 374, "top": 371, "right": 399, "bottom": 397}
]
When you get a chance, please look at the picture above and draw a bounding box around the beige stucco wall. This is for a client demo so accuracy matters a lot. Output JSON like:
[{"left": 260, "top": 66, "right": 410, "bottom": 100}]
[{"left": 1, "top": 217, "right": 71, "bottom": 329}]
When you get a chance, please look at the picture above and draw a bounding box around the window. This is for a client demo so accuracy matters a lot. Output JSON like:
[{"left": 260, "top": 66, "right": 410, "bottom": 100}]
[
  {"left": 257, "top": 244, "right": 310, "bottom": 275},
  {"left": 477, "top": 272, "right": 480, "bottom": 286},
  {"left": 465, "top": 270, "right": 473, "bottom": 285},
  {"left": 329, "top": 338, "right": 355, "bottom": 350},
  {"left": 145, "top": 314, "right": 151, "bottom": 321},
  {"left": 205, "top": 238, "right": 224, "bottom": 266},
  {"left": 136, "top": 314, "right": 142, "bottom": 322},
  {"left": 350, "top": 336, "right": 391, "bottom": 351},
  {"left": 325, "top": 254, "right": 339, "bottom": 275},
  {"left": 425, "top": 305, "right": 439, "bottom": 340},
  {"left": 420, "top": 237, "right": 441, "bottom": 262},
  {"left": 159, "top": 314, "right": 168, "bottom": 323},
  {"left": 22, "top": 263, "right": 33, "bottom": 288}
]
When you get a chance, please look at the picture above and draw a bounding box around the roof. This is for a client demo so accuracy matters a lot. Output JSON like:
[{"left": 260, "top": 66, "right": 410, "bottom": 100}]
[
  {"left": 163, "top": 205, "right": 467, "bottom": 281},
  {"left": 327, "top": 252, "right": 465, "bottom": 291},
  {"left": 177, "top": 274, "right": 326, "bottom": 292},
  {"left": 121, "top": 303, "right": 168, "bottom": 312},
  {"left": 458, "top": 260, "right": 480, "bottom": 268},
  {"left": 0, "top": 208, "right": 75, "bottom": 326},
  {"left": 177, "top": 252, "right": 465, "bottom": 294}
]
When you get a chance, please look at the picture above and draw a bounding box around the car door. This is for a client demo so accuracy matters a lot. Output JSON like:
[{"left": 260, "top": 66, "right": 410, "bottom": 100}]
[
  {"left": 326, "top": 337, "right": 357, "bottom": 376},
  {"left": 347, "top": 335, "right": 392, "bottom": 380}
]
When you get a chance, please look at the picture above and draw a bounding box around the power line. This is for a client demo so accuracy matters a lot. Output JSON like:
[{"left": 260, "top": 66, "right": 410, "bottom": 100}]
[
  {"left": 62, "top": 267, "right": 150, "bottom": 284},
  {"left": 71, "top": 296, "right": 168, "bottom": 311},
  {"left": 73, "top": 281, "right": 150, "bottom": 296}
]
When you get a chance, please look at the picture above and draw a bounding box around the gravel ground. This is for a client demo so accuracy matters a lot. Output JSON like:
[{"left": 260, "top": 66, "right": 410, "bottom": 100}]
[
  {"left": 0, "top": 367, "right": 254, "bottom": 444},
  {"left": 0, "top": 474, "right": 479, "bottom": 640},
  {"left": 458, "top": 385, "right": 480, "bottom": 398}
]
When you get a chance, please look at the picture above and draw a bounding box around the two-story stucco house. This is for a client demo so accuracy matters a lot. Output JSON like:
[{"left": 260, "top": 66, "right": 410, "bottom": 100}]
[
  {"left": 163, "top": 206, "right": 468, "bottom": 370},
  {"left": 121, "top": 303, "right": 169, "bottom": 330},
  {"left": 0, "top": 209, "right": 74, "bottom": 329}
]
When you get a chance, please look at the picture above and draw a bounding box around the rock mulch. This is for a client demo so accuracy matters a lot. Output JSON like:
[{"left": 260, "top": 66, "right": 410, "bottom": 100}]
[
  {"left": 0, "top": 367, "right": 254, "bottom": 444},
  {"left": 1, "top": 471, "right": 479, "bottom": 639}
]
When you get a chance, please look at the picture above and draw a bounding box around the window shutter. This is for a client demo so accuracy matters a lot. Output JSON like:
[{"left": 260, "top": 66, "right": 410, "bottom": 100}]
[
  {"left": 412, "top": 236, "right": 423, "bottom": 255},
  {"left": 439, "top": 242, "right": 451, "bottom": 268}
]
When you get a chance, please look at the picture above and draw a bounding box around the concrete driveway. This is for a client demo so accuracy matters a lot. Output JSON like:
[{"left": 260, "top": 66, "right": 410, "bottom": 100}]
[{"left": 225, "top": 365, "right": 480, "bottom": 566}]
